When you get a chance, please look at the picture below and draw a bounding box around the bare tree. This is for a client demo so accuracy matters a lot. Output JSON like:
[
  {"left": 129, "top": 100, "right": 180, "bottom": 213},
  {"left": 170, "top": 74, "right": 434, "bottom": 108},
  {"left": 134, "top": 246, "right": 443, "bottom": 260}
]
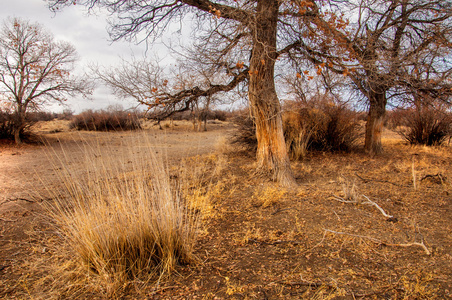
[
  {"left": 295, "top": 0, "right": 452, "bottom": 154},
  {"left": 91, "top": 54, "right": 237, "bottom": 131},
  {"left": 0, "top": 17, "right": 91, "bottom": 143},
  {"left": 50, "top": 0, "right": 331, "bottom": 186}
]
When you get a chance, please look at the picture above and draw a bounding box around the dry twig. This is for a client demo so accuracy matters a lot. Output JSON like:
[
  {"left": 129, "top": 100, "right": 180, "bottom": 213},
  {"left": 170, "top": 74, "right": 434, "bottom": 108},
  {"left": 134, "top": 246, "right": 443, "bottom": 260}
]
[
  {"left": 0, "top": 218, "right": 17, "bottom": 222},
  {"left": 420, "top": 173, "right": 446, "bottom": 184},
  {"left": 361, "top": 195, "right": 393, "bottom": 219},
  {"left": 332, "top": 195, "right": 357, "bottom": 203},
  {"left": 332, "top": 194, "right": 393, "bottom": 219},
  {"left": 248, "top": 238, "right": 302, "bottom": 246},
  {"left": 355, "top": 173, "right": 409, "bottom": 187},
  {"left": 323, "top": 229, "right": 431, "bottom": 255}
]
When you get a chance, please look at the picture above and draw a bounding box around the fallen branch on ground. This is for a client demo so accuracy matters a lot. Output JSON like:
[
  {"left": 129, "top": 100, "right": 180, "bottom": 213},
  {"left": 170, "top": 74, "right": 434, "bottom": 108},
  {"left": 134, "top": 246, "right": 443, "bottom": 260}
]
[
  {"left": 248, "top": 238, "right": 302, "bottom": 246},
  {"left": 420, "top": 173, "right": 447, "bottom": 184},
  {"left": 332, "top": 195, "right": 357, "bottom": 203},
  {"left": 362, "top": 195, "right": 393, "bottom": 218},
  {"left": 323, "top": 229, "right": 431, "bottom": 255},
  {"left": 355, "top": 173, "right": 409, "bottom": 187},
  {"left": 331, "top": 194, "right": 393, "bottom": 219},
  {"left": 1, "top": 197, "right": 36, "bottom": 204},
  {"left": 387, "top": 242, "right": 431, "bottom": 255},
  {"left": 0, "top": 218, "right": 17, "bottom": 222}
]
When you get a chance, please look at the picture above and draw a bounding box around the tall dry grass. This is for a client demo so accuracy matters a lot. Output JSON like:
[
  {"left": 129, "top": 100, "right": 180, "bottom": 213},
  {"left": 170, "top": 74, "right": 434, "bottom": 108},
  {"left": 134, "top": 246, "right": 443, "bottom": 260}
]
[{"left": 42, "top": 133, "right": 200, "bottom": 295}]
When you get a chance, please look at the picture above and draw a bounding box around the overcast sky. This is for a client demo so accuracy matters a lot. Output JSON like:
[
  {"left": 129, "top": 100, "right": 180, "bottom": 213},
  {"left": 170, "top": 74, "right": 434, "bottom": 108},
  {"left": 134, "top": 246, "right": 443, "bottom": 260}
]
[{"left": 0, "top": 0, "right": 164, "bottom": 113}]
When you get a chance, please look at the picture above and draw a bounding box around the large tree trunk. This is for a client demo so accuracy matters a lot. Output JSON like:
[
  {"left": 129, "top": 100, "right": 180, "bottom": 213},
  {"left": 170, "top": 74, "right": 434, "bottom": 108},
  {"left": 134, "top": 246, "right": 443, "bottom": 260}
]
[
  {"left": 13, "top": 107, "right": 25, "bottom": 144},
  {"left": 248, "top": 0, "right": 296, "bottom": 187},
  {"left": 364, "top": 91, "right": 387, "bottom": 155},
  {"left": 14, "top": 129, "right": 22, "bottom": 144}
]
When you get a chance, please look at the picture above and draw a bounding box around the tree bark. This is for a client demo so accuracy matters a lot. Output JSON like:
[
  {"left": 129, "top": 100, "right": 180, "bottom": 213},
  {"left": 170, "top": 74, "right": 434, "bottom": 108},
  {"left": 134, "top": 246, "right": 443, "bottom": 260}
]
[
  {"left": 13, "top": 107, "right": 25, "bottom": 144},
  {"left": 14, "top": 129, "right": 22, "bottom": 144},
  {"left": 364, "top": 91, "right": 387, "bottom": 155},
  {"left": 248, "top": 0, "right": 296, "bottom": 187}
]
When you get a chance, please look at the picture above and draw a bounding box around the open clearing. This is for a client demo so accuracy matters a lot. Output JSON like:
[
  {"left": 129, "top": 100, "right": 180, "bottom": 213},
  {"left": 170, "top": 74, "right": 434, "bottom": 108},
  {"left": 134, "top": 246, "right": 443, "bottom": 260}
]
[{"left": 0, "top": 120, "right": 451, "bottom": 299}]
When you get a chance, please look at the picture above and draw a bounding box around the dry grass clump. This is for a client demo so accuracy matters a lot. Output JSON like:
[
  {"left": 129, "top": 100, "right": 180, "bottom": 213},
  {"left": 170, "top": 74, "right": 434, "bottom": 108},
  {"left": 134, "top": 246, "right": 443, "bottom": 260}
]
[
  {"left": 43, "top": 134, "right": 200, "bottom": 294},
  {"left": 177, "top": 153, "right": 230, "bottom": 219},
  {"left": 252, "top": 186, "right": 287, "bottom": 208},
  {"left": 400, "top": 270, "right": 439, "bottom": 299},
  {"left": 338, "top": 176, "right": 359, "bottom": 202}
]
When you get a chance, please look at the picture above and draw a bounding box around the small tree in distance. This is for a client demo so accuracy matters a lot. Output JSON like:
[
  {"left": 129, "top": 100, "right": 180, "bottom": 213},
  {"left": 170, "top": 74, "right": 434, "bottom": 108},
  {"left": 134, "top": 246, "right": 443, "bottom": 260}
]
[{"left": 0, "top": 17, "right": 91, "bottom": 143}]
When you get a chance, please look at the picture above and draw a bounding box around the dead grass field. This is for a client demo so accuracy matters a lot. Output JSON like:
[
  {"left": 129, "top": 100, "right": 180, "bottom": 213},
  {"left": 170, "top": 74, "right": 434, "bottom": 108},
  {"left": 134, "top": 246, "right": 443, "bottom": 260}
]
[{"left": 0, "top": 120, "right": 451, "bottom": 299}]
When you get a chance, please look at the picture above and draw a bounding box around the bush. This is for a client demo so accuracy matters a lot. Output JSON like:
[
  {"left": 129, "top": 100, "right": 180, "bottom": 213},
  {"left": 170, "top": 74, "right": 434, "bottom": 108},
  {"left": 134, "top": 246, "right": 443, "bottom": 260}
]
[
  {"left": 231, "top": 99, "right": 362, "bottom": 159},
  {"left": 211, "top": 110, "right": 228, "bottom": 121},
  {"left": 0, "top": 110, "right": 15, "bottom": 140},
  {"left": 230, "top": 109, "right": 258, "bottom": 152},
  {"left": 397, "top": 107, "right": 452, "bottom": 146},
  {"left": 0, "top": 109, "right": 44, "bottom": 141},
  {"left": 70, "top": 108, "right": 141, "bottom": 131},
  {"left": 27, "top": 111, "right": 56, "bottom": 122},
  {"left": 284, "top": 99, "right": 361, "bottom": 158},
  {"left": 147, "top": 109, "right": 230, "bottom": 123},
  {"left": 385, "top": 108, "right": 407, "bottom": 130}
]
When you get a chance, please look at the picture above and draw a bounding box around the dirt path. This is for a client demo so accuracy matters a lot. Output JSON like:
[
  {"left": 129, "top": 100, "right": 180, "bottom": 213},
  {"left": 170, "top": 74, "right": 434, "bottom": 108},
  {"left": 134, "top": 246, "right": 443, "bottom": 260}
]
[{"left": 0, "top": 126, "right": 228, "bottom": 205}]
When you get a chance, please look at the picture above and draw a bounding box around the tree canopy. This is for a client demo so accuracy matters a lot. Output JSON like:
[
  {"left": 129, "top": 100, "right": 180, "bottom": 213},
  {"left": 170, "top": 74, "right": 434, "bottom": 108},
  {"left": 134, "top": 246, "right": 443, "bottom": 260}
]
[{"left": 0, "top": 17, "right": 91, "bottom": 143}]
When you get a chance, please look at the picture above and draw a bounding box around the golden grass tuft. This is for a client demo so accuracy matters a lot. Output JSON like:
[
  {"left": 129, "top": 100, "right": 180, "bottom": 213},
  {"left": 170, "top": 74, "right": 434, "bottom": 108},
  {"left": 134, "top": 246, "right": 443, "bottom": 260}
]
[
  {"left": 338, "top": 176, "right": 359, "bottom": 202},
  {"left": 400, "top": 270, "right": 439, "bottom": 299},
  {"left": 42, "top": 133, "right": 201, "bottom": 294},
  {"left": 253, "top": 186, "right": 287, "bottom": 208}
]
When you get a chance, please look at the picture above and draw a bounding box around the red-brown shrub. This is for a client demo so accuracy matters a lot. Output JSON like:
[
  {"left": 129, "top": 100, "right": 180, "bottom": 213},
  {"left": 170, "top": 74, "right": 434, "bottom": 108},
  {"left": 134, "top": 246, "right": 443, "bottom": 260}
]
[
  {"left": 231, "top": 98, "right": 362, "bottom": 158},
  {"left": 396, "top": 107, "right": 452, "bottom": 146},
  {"left": 284, "top": 99, "right": 361, "bottom": 157},
  {"left": 70, "top": 108, "right": 141, "bottom": 131}
]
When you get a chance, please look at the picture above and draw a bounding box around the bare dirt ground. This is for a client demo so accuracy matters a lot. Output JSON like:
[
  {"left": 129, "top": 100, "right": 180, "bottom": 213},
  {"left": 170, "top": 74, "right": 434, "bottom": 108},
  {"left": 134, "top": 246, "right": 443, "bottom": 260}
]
[{"left": 1, "top": 121, "right": 451, "bottom": 299}]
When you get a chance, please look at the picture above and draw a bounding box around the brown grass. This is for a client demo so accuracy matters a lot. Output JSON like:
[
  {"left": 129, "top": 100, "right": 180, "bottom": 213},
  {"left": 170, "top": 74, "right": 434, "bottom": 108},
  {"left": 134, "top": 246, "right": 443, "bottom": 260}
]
[
  {"left": 1, "top": 124, "right": 452, "bottom": 299},
  {"left": 40, "top": 133, "right": 202, "bottom": 297}
]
